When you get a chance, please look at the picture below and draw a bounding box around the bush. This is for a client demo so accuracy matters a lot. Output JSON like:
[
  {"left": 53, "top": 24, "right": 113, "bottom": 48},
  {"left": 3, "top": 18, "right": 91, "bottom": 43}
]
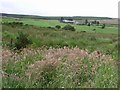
[
  {"left": 93, "top": 29, "right": 96, "bottom": 31},
  {"left": 14, "top": 32, "right": 32, "bottom": 50},
  {"left": 55, "top": 25, "right": 61, "bottom": 29},
  {"left": 96, "top": 21, "right": 100, "bottom": 25},
  {"left": 80, "top": 31, "right": 86, "bottom": 33},
  {"left": 47, "top": 26, "right": 55, "bottom": 29},
  {"left": 101, "top": 24, "right": 105, "bottom": 29},
  {"left": 3, "top": 22, "right": 24, "bottom": 27},
  {"left": 62, "top": 25, "right": 75, "bottom": 31},
  {"left": 87, "top": 23, "right": 91, "bottom": 26}
]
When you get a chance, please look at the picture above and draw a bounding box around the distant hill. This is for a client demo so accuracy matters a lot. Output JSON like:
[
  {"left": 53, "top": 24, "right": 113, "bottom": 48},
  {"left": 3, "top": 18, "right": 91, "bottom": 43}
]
[{"left": 1, "top": 13, "right": 113, "bottom": 20}]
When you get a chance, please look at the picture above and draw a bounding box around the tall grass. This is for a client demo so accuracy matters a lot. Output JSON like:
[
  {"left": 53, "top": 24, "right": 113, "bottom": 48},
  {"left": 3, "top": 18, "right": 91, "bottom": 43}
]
[
  {"left": 2, "top": 24, "right": 118, "bottom": 58},
  {"left": 2, "top": 23, "right": 118, "bottom": 88},
  {"left": 2, "top": 47, "right": 118, "bottom": 88}
]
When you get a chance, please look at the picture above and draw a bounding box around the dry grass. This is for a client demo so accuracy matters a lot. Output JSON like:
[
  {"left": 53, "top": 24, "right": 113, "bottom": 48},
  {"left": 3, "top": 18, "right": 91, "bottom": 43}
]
[{"left": 2, "top": 47, "right": 117, "bottom": 88}]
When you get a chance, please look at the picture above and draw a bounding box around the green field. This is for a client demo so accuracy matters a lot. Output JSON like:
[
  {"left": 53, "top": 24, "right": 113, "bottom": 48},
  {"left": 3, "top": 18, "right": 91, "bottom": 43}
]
[
  {"left": 1, "top": 17, "right": 118, "bottom": 88},
  {"left": 2, "top": 17, "right": 118, "bottom": 34}
]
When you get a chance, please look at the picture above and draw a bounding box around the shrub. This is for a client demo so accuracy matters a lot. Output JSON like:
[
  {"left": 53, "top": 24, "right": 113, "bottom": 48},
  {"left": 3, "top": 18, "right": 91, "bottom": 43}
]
[
  {"left": 3, "top": 22, "right": 24, "bottom": 28},
  {"left": 93, "top": 29, "right": 96, "bottom": 31},
  {"left": 80, "top": 31, "right": 86, "bottom": 33},
  {"left": 96, "top": 21, "right": 100, "bottom": 25},
  {"left": 62, "top": 25, "right": 75, "bottom": 31},
  {"left": 47, "top": 26, "right": 55, "bottom": 29},
  {"left": 87, "top": 23, "right": 91, "bottom": 26},
  {"left": 14, "top": 32, "right": 32, "bottom": 50},
  {"left": 55, "top": 25, "right": 61, "bottom": 29},
  {"left": 101, "top": 24, "right": 105, "bottom": 29}
]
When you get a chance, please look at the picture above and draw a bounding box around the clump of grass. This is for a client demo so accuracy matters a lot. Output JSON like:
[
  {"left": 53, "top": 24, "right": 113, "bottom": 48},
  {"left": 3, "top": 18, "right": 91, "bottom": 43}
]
[
  {"left": 27, "top": 59, "right": 60, "bottom": 88},
  {"left": 62, "top": 24, "right": 76, "bottom": 31}
]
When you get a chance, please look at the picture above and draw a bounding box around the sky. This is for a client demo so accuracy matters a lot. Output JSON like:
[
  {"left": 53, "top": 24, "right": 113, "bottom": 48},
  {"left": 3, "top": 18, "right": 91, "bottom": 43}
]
[{"left": 1, "top": 0, "right": 119, "bottom": 18}]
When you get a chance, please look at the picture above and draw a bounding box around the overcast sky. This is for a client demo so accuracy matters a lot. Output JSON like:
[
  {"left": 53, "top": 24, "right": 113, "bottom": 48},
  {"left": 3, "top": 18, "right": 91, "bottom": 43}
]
[{"left": 1, "top": 0, "right": 119, "bottom": 18}]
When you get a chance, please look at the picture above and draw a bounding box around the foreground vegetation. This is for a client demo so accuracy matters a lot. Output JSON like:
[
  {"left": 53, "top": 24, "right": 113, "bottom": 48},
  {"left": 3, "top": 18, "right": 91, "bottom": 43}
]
[
  {"left": 1, "top": 18, "right": 118, "bottom": 88},
  {"left": 2, "top": 47, "right": 117, "bottom": 88}
]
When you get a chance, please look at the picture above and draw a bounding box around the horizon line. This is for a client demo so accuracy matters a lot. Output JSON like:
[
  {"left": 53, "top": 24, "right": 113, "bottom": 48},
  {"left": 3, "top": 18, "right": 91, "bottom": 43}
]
[{"left": 1, "top": 12, "right": 117, "bottom": 19}]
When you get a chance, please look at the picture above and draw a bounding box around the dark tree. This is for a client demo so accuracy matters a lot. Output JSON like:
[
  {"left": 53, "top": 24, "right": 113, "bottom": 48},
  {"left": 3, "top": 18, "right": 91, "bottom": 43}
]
[
  {"left": 85, "top": 19, "right": 88, "bottom": 25},
  {"left": 94, "top": 20, "right": 97, "bottom": 24},
  {"left": 96, "top": 21, "right": 100, "bottom": 25},
  {"left": 61, "top": 17, "right": 64, "bottom": 20}
]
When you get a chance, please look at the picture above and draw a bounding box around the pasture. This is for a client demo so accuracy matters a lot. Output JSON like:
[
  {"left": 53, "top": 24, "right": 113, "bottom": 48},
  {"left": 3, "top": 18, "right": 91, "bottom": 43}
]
[
  {"left": 1, "top": 17, "right": 118, "bottom": 88},
  {"left": 2, "top": 17, "right": 118, "bottom": 34}
]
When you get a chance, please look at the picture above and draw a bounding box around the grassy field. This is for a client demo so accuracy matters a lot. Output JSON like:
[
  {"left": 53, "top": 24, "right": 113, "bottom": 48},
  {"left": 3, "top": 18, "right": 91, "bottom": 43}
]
[
  {"left": 2, "top": 17, "right": 118, "bottom": 34},
  {"left": 1, "top": 17, "right": 118, "bottom": 88}
]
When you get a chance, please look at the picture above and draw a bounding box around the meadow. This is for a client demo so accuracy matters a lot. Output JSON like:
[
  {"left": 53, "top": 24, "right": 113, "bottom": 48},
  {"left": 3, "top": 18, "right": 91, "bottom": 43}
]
[
  {"left": 3, "top": 17, "right": 118, "bottom": 34},
  {"left": 1, "top": 17, "right": 118, "bottom": 88}
]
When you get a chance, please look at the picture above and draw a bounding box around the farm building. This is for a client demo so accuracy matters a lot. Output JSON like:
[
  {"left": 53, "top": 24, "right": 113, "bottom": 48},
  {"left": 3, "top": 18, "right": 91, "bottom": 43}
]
[
  {"left": 60, "top": 19, "right": 75, "bottom": 24},
  {"left": 60, "top": 19, "right": 81, "bottom": 25}
]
